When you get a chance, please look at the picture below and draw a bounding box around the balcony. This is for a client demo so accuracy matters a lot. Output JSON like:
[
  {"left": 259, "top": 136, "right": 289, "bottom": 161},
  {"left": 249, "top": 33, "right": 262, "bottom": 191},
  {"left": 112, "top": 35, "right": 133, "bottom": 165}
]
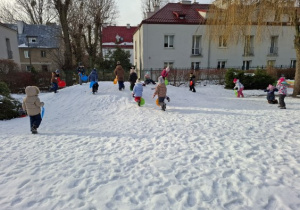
[
  {"left": 191, "top": 48, "right": 202, "bottom": 56},
  {"left": 243, "top": 47, "right": 254, "bottom": 57},
  {"left": 268, "top": 47, "right": 278, "bottom": 56}
]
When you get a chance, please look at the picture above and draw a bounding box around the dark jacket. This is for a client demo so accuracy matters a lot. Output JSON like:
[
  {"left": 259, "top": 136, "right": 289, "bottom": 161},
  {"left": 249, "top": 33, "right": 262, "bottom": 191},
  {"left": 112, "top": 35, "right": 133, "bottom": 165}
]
[
  {"left": 190, "top": 74, "right": 195, "bottom": 85},
  {"left": 129, "top": 72, "right": 138, "bottom": 83},
  {"left": 77, "top": 66, "right": 85, "bottom": 75},
  {"left": 264, "top": 88, "right": 278, "bottom": 101},
  {"left": 89, "top": 69, "right": 98, "bottom": 82}
]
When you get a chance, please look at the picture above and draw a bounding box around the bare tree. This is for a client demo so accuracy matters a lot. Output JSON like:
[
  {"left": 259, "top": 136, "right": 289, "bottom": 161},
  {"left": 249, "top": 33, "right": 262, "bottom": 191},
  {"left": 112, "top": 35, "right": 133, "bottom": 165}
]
[
  {"left": 0, "top": 0, "right": 56, "bottom": 24},
  {"left": 141, "top": 0, "right": 173, "bottom": 19},
  {"left": 207, "top": 0, "right": 300, "bottom": 97},
  {"left": 53, "top": 0, "right": 73, "bottom": 85},
  {"left": 83, "top": 0, "right": 117, "bottom": 68}
]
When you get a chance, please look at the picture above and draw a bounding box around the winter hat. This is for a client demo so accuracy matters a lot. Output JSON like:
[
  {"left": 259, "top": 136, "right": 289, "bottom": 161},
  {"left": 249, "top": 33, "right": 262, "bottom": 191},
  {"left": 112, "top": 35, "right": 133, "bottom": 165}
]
[
  {"left": 117, "top": 61, "right": 121, "bottom": 65},
  {"left": 277, "top": 77, "right": 285, "bottom": 84},
  {"left": 136, "top": 78, "right": 141, "bottom": 83},
  {"left": 158, "top": 76, "right": 164, "bottom": 84},
  {"left": 55, "top": 69, "right": 60, "bottom": 74},
  {"left": 233, "top": 78, "right": 237, "bottom": 83}
]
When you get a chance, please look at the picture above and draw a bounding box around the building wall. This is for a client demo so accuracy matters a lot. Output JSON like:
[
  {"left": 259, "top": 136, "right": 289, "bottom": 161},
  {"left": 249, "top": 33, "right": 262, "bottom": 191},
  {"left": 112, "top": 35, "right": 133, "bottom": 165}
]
[
  {"left": 0, "top": 24, "right": 21, "bottom": 67},
  {"left": 134, "top": 23, "right": 296, "bottom": 71},
  {"left": 19, "top": 48, "right": 60, "bottom": 72}
]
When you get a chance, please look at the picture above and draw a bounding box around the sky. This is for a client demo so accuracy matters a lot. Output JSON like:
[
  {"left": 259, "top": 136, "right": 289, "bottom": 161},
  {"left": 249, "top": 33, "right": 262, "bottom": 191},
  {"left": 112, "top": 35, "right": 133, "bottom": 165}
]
[{"left": 1, "top": 81, "right": 300, "bottom": 209}]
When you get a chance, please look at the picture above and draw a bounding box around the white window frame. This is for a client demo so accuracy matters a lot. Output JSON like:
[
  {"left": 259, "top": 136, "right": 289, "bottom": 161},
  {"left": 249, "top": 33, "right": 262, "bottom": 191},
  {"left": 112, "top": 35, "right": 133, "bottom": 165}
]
[
  {"left": 242, "top": 60, "right": 251, "bottom": 70},
  {"left": 164, "top": 62, "right": 174, "bottom": 68},
  {"left": 218, "top": 36, "right": 227, "bottom": 48},
  {"left": 290, "top": 59, "right": 296, "bottom": 68},
  {"left": 24, "top": 50, "right": 30, "bottom": 58},
  {"left": 267, "top": 60, "right": 276, "bottom": 67},
  {"left": 29, "top": 37, "right": 37, "bottom": 43},
  {"left": 164, "top": 35, "right": 174, "bottom": 48},
  {"left": 192, "top": 35, "right": 201, "bottom": 55},
  {"left": 217, "top": 60, "right": 226, "bottom": 69},
  {"left": 191, "top": 62, "right": 200, "bottom": 70}
]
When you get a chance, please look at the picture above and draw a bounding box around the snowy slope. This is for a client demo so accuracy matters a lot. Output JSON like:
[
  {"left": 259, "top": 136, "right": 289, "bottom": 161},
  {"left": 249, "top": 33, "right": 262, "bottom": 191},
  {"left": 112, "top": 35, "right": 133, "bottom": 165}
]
[{"left": 1, "top": 82, "right": 300, "bottom": 210}]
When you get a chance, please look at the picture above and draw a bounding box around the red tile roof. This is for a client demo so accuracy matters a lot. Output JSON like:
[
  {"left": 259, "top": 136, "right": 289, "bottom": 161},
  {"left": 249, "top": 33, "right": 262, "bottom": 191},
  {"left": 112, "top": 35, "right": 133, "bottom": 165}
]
[
  {"left": 142, "top": 3, "right": 210, "bottom": 25},
  {"left": 102, "top": 26, "right": 138, "bottom": 43}
]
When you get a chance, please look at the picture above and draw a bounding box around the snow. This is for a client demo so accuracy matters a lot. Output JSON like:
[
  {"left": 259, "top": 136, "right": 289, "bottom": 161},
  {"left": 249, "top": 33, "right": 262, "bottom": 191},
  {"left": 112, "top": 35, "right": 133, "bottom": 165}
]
[{"left": 1, "top": 82, "right": 300, "bottom": 210}]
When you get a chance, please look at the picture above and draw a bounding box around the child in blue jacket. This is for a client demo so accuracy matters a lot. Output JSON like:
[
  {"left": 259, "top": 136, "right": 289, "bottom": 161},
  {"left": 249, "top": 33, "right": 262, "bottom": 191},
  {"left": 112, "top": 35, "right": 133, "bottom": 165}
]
[
  {"left": 132, "top": 79, "right": 143, "bottom": 106},
  {"left": 264, "top": 84, "right": 278, "bottom": 104}
]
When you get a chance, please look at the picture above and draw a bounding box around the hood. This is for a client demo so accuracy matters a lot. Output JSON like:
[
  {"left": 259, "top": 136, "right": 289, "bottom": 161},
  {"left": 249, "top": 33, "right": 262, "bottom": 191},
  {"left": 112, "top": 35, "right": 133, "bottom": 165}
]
[
  {"left": 25, "top": 86, "right": 40, "bottom": 97},
  {"left": 158, "top": 76, "right": 164, "bottom": 84}
]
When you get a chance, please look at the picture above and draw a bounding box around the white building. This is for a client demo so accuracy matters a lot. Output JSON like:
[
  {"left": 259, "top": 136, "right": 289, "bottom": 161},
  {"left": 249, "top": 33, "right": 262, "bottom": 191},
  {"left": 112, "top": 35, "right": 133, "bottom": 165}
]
[
  {"left": 133, "top": 1, "right": 296, "bottom": 74},
  {"left": 0, "top": 23, "right": 21, "bottom": 67}
]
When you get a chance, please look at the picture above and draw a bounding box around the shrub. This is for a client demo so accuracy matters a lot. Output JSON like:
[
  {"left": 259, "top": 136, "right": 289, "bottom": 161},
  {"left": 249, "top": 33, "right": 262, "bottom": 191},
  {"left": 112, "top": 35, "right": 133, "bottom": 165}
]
[
  {"left": 225, "top": 68, "right": 276, "bottom": 89},
  {"left": 0, "top": 82, "right": 23, "bottom": 120}
]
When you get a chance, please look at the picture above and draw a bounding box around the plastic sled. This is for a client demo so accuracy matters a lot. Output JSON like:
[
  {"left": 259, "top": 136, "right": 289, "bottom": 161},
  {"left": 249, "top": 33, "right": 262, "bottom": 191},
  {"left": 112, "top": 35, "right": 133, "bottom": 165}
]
[
  {"left": 234, "top": 89, "right": 238, "bottom": 96},
  {"left": 81, "top": 75, "right": 88, "bottom": 82},
  {"left": 58, "top": 80, "right": 66, "bottom": 88},
  {"left": 156, "top": 98, "right": 160, "bottom": 106},
  {"left": 113, "top": 78, "right": 117, "bottom": 84},
  {"left": 41, "top": 107, "right": 45, "bottom": 119},
  {"left": 140, "top": 98, "right": 145, "bottom": 106},
  {"left": 90, "top": 81, "right": 96, "bottom": 88},
  {"left": 165, "top": 79, "right": 169, "bottom": 85}
]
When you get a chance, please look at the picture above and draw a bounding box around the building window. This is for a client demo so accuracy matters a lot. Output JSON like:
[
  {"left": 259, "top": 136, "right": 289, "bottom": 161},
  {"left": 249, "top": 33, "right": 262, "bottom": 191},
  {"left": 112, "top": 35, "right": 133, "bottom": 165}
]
[
  {"left": 192, "top": 35, "right": 202, "bottom": 55},
  {"left": 164, "top": 62, "right": 174, "bottom": 68},
  {"left": 269, "top": 36, "right": 278, "bottom": 55},
  {"left": 164, "top": 35, "right": 174, "bottom": 48},
  {"left": 6, "top": 38, "right": 13, "bottom": 59},
  {"left": 26, "top": 65, "right": 31, "bottom": 71},
  {"left": 244, "top": 35, "right": 254, "bottom": 56},
  {"left": 267, "top": 60, "right": 276, "bottom": 67},
  {"left": 28, "top": 37, "right": 37, "bottom": 43},
  {"left": 42, "top": 65, "right": 48, "bottom": 71},
  {"left": 219, "top": 36, "right": 227, "bottom": 48},
  {"left": 290, "top": 60, "right": 296, "bottom": 68},
  {"left": 242, "top": 60, "right": 251, "bottom": 70},
  {"left": 191, "top": 62, "right": 200, "bottom": 70},
  {"left": 217, "top": 61, "right": 226, "bottom": 69},
  {"left": 24, "top": 51, "right": 30, "bottom": 58},
  {"left": 41, "top": 50, "right": 46, "bottom": 57}
]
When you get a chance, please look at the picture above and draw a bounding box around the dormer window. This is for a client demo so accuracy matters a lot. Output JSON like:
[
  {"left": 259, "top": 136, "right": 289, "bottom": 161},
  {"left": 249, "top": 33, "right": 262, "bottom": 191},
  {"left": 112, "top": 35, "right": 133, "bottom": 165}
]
[
  {"left": 28, "top": 37, "right": 37, "bottom": 43},
  {"left": 173, "top": 11, "right": 186, "bottom": 20},
  {"left": 179, "top": 14, "right": 186, "bottom": 19}
]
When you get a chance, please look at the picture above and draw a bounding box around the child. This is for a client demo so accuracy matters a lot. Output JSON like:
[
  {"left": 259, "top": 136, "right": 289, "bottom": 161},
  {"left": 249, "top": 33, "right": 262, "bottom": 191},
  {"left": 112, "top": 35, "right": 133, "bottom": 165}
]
[
  {"left": 129, "top": 67, "right": 138, "bottom": 90},
  {"left": 88, "top": 68, "right": 99, "bottom": 94},
  {"left": 264, "top": 84, "right": 278, "bottom": 104},
  {"left": 153, "top": 76, "right": 167, "bottom": 111},
  {"left": 161, "top": 66, "right": 170, "bottom": 80},
  {"left": 144, "top": 73, "right": 156, "bottom": 85},
  {"left": 233, "top": 78, "right": 244, "bottom": 98},
  {"left": 189, "top": 72, "right": 196, "bottom": 92},
  {"left": 276, "top": 77, "right": 288, "bottom": 109},
  {"left": 22, "top": 86, "right": 44, "bottom": 134},
  {"left": 50, "top": 71, "right": 58, "bottom": 93},
  {"left": 77, "top": 63, "right": 86, "bottom": 85},
  {"left": 132, "top": 78, "right": 143, "bottom": 106}
]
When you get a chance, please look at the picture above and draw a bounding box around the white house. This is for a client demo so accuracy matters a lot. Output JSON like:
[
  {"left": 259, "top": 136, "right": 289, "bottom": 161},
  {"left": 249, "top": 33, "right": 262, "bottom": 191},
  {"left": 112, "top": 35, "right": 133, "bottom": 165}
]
[
  {"left": 133, "top": 1, "right": 296, "bottom": 74},
  {"left": 0, "top": 23, "right": 21, "bottom": 67}
]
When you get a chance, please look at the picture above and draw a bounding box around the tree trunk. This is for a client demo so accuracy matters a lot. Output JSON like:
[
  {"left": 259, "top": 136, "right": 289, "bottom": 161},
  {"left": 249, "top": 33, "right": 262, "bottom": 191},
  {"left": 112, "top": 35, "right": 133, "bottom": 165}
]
[{"left": 294, "top": 44, "right": 300, "bottom": 97}]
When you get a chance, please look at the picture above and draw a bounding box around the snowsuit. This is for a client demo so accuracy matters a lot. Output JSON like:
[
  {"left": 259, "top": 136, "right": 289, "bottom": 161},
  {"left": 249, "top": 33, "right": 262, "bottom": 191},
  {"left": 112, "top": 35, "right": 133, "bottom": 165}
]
[
  {"left": 50, "top": 72, "right": 58, "bottom": 93},
  {"left": 114, "top": 64, "right": 125, "bottom": 90},
  {"left": 89, "top": 69, "right": 99, "bottom": 93},
  {"left": 77, "top": 66, "right": 85, "bottom": 85},
  {"left": 22, "top": 86, "right": 44, "bottom": 133},
  {"left": 132, "top": 82, "right": 143, "bottom": 105},
  {"left": 153, "top": 76, "right": 167, "bottom": 111},
  {"left": 276, "top": 78, "right": 288, "bottom": 109},
  {"left": 161, "top": 66, "right": 170, "bottom": 79},
  {"left": 144, "top": 73, "right": 156, "bottom": 85},
  {"left": 129, "top": 69, "right": 138, "bottom": 91},
  {"left": 234, "top": 79, "right": 244, "bottom": 98},
  {"left": 264, "top": 84, "right": 278, "bottom": 104},
  {"left": 189, "top": 73, "right": 196, "bottom": 92}
]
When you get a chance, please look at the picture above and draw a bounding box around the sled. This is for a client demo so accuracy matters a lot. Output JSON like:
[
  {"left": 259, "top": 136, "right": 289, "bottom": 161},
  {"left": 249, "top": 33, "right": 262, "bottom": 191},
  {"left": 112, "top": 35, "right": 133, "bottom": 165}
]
[
  {"left": 234, "top": 89, "right": 238, "bottom": 96},
  {"left": 58, "top": 80, "right": 66, "bottom": 88},
  {"left": 90, "top": 81, "right": 96, "bottom": 88},
  {"left": 41, "top": 107, "right": 45, "bottom": 119},
  {"left": 156, "top": 98, "right": 160, "bottom": 106},
  {"left": 113, "top": 77, "right": 117, "bottom": 84},
  {"left": 140, "top": 98, "right": 145, "bottom": 106},
  {"left": 81, "top": 75, "right": 88, "bottom": 82},
  {"left": 165, "top": 79, "right": 169, "bottom": 85}
]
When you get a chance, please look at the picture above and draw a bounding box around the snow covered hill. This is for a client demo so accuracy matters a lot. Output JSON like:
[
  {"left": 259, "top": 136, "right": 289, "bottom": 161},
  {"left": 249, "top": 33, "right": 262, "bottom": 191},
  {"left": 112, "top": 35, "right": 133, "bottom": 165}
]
[{"left": 1, "top": 82, "right": 300, "bottom": 210}]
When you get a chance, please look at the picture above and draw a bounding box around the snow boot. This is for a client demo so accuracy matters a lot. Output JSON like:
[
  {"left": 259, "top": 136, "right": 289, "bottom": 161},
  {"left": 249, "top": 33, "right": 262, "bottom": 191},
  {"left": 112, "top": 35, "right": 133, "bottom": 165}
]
[{"left": 31, "top": 125, "right": 38, "bottom": 134}]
